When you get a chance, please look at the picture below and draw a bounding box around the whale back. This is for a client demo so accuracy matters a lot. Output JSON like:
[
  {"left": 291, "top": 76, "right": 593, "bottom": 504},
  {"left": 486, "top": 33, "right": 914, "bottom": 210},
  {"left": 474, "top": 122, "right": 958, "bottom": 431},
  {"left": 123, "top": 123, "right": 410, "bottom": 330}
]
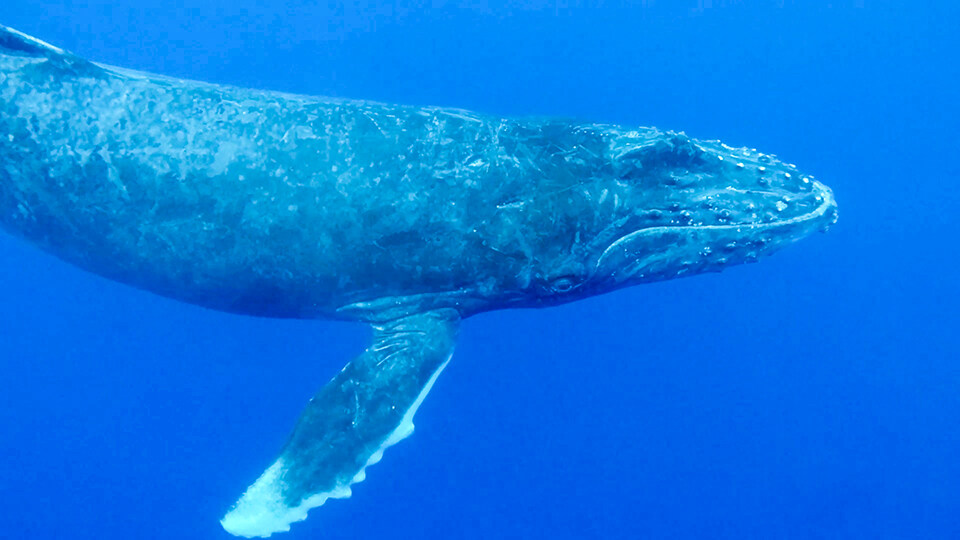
[{"left": 0, "top": 28, "right": 552, "bottom": 318}]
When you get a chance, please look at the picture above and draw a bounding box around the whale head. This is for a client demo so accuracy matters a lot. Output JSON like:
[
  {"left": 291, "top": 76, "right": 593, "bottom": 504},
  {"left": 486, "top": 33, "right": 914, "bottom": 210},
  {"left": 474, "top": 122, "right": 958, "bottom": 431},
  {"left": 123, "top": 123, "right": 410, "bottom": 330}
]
[{"left": 506, "top": 126, "right": 838, "bottom": 307}]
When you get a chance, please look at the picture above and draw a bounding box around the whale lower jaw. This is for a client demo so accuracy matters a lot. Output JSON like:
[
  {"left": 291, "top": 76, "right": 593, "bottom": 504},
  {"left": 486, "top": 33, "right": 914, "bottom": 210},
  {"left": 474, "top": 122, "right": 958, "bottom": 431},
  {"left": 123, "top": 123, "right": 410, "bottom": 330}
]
[
  {"left": 638, "top": 180, "right": 837, "bottom": 243},
  {"left": 594, "top": 181, "right": 837, "bottom": 285},
  {"left": 702, "top": 179, "right": 838, "bottom": 236}
]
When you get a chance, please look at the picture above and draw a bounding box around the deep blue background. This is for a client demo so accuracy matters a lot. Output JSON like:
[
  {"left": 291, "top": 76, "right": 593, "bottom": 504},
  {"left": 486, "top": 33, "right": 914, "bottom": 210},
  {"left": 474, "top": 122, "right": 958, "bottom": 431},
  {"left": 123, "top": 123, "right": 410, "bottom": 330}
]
[{"left": 1, "top": 2, "right": 957, "bottom": 539}]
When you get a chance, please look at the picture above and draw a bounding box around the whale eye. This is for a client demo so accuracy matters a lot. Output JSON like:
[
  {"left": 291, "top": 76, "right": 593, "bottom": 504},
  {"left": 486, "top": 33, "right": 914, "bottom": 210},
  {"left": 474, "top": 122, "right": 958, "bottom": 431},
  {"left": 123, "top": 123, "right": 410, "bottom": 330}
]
[{"left": 550, "top": 276, "right": 579, "bottom": 294}]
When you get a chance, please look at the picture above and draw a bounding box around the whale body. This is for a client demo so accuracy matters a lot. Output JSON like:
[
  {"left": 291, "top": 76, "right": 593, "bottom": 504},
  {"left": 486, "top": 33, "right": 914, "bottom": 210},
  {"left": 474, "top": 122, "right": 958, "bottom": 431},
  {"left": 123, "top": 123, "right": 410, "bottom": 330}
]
[{"left": 0, "top": 25, "right": 837, "bottom": 537}]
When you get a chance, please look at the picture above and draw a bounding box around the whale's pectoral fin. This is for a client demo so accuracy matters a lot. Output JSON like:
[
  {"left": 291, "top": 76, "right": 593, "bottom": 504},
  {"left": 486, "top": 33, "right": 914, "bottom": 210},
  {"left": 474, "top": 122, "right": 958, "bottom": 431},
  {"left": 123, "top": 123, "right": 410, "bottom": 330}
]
[{"left": 221, "top": 309, "right": 460, "bottom": 538}]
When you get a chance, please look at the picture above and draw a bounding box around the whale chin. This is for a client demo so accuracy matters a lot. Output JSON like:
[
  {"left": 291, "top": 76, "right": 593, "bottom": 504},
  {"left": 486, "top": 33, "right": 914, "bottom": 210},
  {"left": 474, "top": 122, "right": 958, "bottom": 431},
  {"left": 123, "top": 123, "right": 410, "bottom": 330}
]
[{"left": 594, "top": 180, "right": 837, "bottom": 286}]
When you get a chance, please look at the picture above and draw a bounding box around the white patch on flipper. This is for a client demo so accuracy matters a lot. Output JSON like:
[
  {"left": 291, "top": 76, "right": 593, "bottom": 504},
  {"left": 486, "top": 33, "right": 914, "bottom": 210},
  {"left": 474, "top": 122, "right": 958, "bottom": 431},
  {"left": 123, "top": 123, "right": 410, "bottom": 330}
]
[
  {"left": 221, "top": 355, "right": 452, "bottom": 538},
  {"left": 220, "top": 459, "right": 352, "bottom": 538}
]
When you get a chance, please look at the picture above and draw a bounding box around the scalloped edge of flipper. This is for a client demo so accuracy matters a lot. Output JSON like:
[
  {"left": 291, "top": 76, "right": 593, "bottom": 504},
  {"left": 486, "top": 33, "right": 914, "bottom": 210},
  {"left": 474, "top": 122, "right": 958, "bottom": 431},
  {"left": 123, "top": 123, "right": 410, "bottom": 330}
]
[{"left": 220, "top": 355, "right": 451, "bottom": 538}]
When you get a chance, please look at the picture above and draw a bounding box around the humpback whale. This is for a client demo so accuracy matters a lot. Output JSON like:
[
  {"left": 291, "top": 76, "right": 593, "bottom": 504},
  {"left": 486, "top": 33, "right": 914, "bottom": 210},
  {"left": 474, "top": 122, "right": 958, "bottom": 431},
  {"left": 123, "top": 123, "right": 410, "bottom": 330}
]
[{"left": 0, "top": 25, "right": 837, "bottom": 537}]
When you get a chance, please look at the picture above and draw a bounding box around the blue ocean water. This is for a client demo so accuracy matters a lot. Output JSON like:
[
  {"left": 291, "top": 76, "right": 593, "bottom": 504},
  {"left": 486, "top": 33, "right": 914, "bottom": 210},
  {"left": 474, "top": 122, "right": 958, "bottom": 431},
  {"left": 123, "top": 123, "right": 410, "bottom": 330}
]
[{"left": 1, "top": 1, "right": 957, "bottom": 539}]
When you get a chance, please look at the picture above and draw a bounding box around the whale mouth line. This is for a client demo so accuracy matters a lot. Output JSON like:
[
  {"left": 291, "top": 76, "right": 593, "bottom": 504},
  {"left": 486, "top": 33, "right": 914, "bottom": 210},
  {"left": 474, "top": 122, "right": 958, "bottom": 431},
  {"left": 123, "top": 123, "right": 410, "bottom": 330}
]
[{"left": 595, "top": 181, "right": 837, "bottom": 273}]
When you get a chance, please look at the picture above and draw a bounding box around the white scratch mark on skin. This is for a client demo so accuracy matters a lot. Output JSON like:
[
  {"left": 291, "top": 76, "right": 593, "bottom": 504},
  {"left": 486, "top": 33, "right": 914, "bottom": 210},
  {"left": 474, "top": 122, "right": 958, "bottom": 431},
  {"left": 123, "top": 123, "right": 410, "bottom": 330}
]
[{"left": 598, "top": 189, "right": 609, "bottom": 205}]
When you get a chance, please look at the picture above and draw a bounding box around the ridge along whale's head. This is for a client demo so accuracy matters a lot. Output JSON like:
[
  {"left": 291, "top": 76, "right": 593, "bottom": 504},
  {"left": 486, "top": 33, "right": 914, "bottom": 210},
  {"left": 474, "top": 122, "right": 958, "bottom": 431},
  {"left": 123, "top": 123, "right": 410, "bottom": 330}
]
[{"left": 501, "top": 125, "right": 838, "bottom": 308}]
